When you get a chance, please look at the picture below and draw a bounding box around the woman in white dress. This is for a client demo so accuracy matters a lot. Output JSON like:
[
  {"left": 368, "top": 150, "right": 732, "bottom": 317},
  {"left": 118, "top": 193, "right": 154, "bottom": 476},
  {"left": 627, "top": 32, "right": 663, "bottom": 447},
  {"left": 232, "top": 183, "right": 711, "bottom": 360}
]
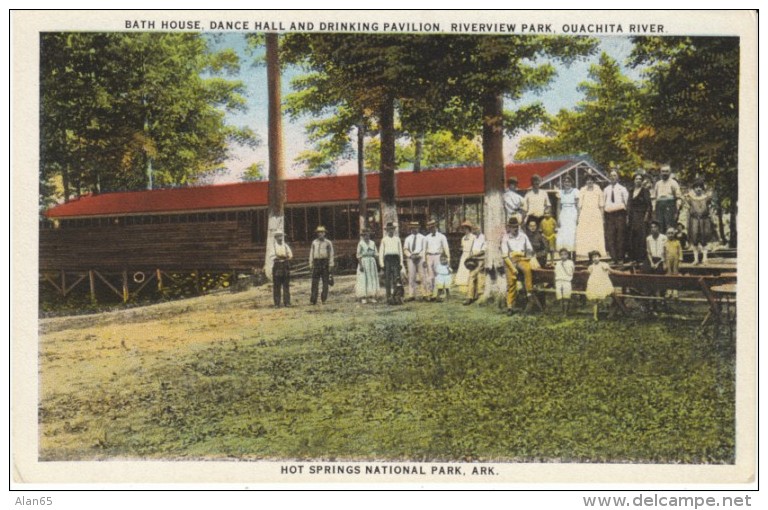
[
  {"left": 453, "top": 221, "right": 475, "bottom": 291},
  {"left": 355, "top": 229, "right": 379, "bottom": 303},
  {"left": 556, "top": 174, "right": 579, "bottom": 254},
  {"left": 575, "top": 173, "right": 606, "bottom": 260}
]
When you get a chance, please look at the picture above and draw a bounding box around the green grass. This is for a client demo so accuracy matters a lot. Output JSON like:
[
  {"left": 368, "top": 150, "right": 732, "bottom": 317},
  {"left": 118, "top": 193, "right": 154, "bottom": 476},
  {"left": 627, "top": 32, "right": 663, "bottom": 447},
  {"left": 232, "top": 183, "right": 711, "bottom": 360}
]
[{"left": 39, "top": 306, "right": 735, "bottom": 463}]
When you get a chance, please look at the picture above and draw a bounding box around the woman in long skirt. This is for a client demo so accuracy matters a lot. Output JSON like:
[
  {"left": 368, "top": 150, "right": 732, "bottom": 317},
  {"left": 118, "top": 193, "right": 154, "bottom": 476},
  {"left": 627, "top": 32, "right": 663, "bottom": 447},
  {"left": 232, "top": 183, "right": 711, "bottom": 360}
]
[
  {"left": 355, "top": 229, "right": 379, "bottom": 303},
  {"left": 686, "top": 178, "right": 717, "bottom": 264},
  {"left": 556, "top": 174, "right": 579, "bottom": 255},
  {"left": 453, "top": 221, "right": 475, "bottom": 291},
  {"left": 575, "top": 173, "right": 605, "bottom": 260},
  {"left": 627, "top": 173, "right": 653, "bottom": 263}
]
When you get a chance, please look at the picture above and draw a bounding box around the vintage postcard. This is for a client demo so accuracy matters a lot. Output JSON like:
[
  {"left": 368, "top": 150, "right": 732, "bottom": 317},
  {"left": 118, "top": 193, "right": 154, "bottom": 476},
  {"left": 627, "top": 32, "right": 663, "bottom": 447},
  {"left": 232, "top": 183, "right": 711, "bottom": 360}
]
[{"left": 11, "top": 9, "right": 757, "bottom": 489}]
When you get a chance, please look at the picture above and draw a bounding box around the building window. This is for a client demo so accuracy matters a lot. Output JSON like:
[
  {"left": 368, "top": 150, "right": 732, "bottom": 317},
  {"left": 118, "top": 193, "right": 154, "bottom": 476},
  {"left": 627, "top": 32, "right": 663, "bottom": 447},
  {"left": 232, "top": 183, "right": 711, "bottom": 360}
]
[
  {"left": 319, "top": 206, "right": 334, "bottom": 237},
  {"left": 463, "top": 196, "right": 482, "bottom": 228},
  {"left": 333, "top": 204, "right": 351, "bottom": 239},
  {"left": 429, "top": 197, "right": 447, "bottom": 232}
]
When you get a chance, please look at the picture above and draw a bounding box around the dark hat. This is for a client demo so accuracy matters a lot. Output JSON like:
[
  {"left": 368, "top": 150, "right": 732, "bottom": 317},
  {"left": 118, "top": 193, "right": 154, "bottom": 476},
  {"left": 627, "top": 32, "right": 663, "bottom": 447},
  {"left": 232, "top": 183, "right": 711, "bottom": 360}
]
[
  {"left": 385, "top": 221, "right": 396, "bottom": 229},
  {"left": 464, "top": 258, "right": 479, "bottom": 271},
  {"left": 649, "top": 220, "right": 661, "bottom": 228},
  {"left": 692, "top": 177, "right": 705, "bottom": 188},
  {"left": 588, "top": 250, "right": 602, "bottom": 259},
  {"left": 507, "top": 176, "right": 518, "bottom": 184},
  {"left": 507, "top": 216, "right": 520, "bottom": 227},
  {"left": 531, "top": 174, "right": 542, "bottom": 182},
  {"left": 360, "top": 228, "right": 371, "bottom": 235}
]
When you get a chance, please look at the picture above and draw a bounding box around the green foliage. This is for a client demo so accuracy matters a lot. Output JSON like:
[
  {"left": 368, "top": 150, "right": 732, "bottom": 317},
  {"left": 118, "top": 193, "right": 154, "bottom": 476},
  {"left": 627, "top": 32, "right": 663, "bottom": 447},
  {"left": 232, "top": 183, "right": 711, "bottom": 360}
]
[
  {"left": 40, "top": 308, "right": 735, "bottom": 463},
  {"left": 40, "top": 32, "right": 259, "bottom": 204},
  {"left": 241, "top": 162, "right": 265, "bottom": 182},
  {"left": 364, "top": 131, "right": 483, "bottom": 171},
  {"left": 629, "top": 37, "right": 739, "bottom": 197},
  {"left": 516, "top": 52, "right": 646, "bottom": 174}
]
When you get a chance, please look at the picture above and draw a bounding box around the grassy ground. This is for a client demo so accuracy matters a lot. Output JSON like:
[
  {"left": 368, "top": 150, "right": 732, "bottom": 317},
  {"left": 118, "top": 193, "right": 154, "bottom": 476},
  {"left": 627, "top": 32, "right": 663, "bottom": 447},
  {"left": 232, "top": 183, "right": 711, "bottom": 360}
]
[{"left": 38, "top": 275, "right": 735, "bottom": 463}]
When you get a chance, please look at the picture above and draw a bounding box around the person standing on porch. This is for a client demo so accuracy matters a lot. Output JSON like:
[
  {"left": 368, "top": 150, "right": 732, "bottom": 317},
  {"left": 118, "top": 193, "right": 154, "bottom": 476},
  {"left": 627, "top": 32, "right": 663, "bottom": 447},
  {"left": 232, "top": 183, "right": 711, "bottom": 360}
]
[
  {"left": 522, "top": 174, "right": 551, "bottom": 227},
  {"left": 379, "top": 222, "right": 404, "bottom": 305},
  {"left": 653, "top": 165, "right": 682, "bottom": 233},
  {"left": 686, "top": 178, "right": 716, "bottom": 265},
  {"left": 270, "top": 230, "right": 293, "bottom": 308},
  {"left": 503, "top": 176, "right": 524, "bottom": 223},
  {"left": 403, "top": 221, "right": 426, "bottom": 301},
  {"left": 309, "top": 225, "right": 334, "bottom": 305},
  {"left": 603, "top": 169, "right": 629, "bottom": 265},
  {"left": 423, "top": 219, "right": 450, "bottom": 301}
]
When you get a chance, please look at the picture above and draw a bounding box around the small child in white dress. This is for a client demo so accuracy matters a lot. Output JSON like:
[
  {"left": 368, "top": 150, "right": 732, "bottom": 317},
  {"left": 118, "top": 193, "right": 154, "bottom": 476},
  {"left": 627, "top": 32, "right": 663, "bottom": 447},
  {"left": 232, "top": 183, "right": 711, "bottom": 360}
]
[
  {"left": 586, "top": 250, "right": 614, "bottom": 321},
  {"left": 554, "top": 248, "right": 575, "bottom": 315},
  {"left": 433, "top": 254, "right": 453, "bottom": 301}
]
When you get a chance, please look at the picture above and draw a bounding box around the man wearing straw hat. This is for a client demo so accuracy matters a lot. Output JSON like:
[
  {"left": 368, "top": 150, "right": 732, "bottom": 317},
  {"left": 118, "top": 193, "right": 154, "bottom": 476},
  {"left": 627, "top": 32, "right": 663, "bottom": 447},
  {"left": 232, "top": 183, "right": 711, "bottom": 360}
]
[
  {"left": 270, "top": 230, "right": 293, "bottom": 307},
  {"left": 403, "top": 220, "right": 426, "bottom": 301},
  {"left": 379, "top": 221, "right": 404, "bottom": 305},
  {"left": 309, "top": 225, "right": 334, "bottom": 305},
  {"left": 501, "top": 216, "right": 534, "bottom": 315},
  {"left": 423, "top": 219, "right": 450, "bottom": 301}
]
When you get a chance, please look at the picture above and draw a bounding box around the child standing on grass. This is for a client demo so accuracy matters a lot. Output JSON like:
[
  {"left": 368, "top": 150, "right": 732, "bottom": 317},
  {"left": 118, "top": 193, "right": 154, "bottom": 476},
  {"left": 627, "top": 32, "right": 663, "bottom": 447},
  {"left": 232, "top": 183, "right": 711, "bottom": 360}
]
[
  {"left": 433, "top": 254, "right": 453, "bottom": 302},
  {"left": 665, "top": 227, "right": 683, "bottom": 299},
  {"left": 586, "top": 250, "right": 614, "bottom": 321},
  {"left": 554, "top": 248, "right": 575, "bottom": 316}
]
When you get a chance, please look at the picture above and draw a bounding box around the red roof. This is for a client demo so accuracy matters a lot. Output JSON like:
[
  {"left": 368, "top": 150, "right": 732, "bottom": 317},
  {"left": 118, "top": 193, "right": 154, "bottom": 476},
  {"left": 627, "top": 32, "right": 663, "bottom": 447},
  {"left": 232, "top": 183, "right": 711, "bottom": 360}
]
[{"left": 46, "top": 160, "right": 576, "bottom": 218}]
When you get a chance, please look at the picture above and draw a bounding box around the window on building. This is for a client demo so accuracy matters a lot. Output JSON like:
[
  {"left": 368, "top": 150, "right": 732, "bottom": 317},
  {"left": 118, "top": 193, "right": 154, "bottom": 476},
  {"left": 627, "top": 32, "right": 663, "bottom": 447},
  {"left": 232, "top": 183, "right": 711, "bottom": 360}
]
[
  {"left": 411, "top": 199, "right": 428, "bottom": 226},
  {"left": 333, "top": 204, "right": 351, "bottom": 239},
  {"left": 429, "top": 197, "right": 447, "bottom": 233},
  {"left": 319, "top": 206, "right": 334, "bottom": 238},
  {"left": 289, "top": 207, "right": 307, "bottom": 242},
  {"left": 446, "top": 197, "right": 463, "bottom": 233},
  {"left": 306, "top": 206, "right": 320, "bottom": 239},
  {"left": 463, "top": 196, "right": 482, "bottom": 228}
]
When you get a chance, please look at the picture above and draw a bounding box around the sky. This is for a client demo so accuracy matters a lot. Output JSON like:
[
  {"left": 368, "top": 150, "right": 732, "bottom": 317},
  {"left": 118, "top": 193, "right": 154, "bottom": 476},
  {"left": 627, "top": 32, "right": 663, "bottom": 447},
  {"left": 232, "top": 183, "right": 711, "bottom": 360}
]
[{"left": 209, "top": 34, "right": 644, "bottom": 183}]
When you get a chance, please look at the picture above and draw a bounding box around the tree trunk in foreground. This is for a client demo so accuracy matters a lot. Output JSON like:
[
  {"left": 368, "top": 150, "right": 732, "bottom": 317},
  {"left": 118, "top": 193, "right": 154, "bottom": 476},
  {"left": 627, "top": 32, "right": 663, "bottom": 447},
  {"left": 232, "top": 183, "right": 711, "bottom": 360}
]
[
  {"left": 264, "top": 33, "right": 286, "bottom": 279},
  {"left": 379, "top": 95, "right": 399, "bottom": 235},
  {"left": 481, "top": 93, "right": 507, "bottom": 301}
]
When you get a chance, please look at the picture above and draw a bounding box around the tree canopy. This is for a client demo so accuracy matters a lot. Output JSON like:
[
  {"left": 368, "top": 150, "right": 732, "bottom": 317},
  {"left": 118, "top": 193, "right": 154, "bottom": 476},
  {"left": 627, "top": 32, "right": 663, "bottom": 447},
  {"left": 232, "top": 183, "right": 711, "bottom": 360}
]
[{"left": 40, "top": 32, "right": 258, "bottom": 206}]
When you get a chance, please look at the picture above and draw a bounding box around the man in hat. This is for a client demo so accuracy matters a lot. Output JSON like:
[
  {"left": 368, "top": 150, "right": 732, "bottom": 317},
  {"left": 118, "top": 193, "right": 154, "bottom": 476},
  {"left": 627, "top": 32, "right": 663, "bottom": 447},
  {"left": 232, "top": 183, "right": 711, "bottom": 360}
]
[
  {"left": 379, "top": 222, "right": 404, "bottom": 304},
  {"left": 463, "top": 224, "right": 487, "bottom": 305},
  {"left": 503, "top": 176, "right": 524, "bottom": 223},
  {"left": 603, "top": 169, "right": 629, "bottom": 264},
  {"left": 423, "top": 219, "right": 450, "bottom": 301},
  {"left": 270, "top": 230, "right": 293, "bottom": 307},
  {"left": 523, "top": 174, "right": 551, "bottom": 227},
  {"left": 403, "top": 221, "right": 426, "bottom": 301},
  {"left": 653, "top": 164, "right": 681, "bottom": 232},
  {"left": 501, "top": 216, "right": 534, "bottom": 315},
  {"left": 309, "top": 225, "right": 334, "bottom": 305}
]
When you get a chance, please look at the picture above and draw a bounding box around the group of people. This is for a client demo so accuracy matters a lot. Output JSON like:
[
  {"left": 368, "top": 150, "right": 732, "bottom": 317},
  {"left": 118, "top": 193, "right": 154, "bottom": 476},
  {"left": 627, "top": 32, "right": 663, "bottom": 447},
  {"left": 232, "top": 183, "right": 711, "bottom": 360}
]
[
  {"left": 502, "top": 166, "right": 717, "bottom": 268},
  {"left": 267, "top": 166, "right": 716, "bottom": 319}
]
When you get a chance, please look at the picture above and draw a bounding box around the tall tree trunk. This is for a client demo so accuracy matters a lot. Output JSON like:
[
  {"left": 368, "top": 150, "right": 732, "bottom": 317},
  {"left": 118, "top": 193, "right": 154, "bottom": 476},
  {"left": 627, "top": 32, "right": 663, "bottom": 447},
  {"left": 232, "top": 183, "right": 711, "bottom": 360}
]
[
  {"left": 481, "top": 93, "right": 507, "bottom": 300},
  {"left": 357, "top": 123, "right": 368, "bottom": 232},
  {"left": 264, "top": 33, "right": 286, "bottom": 279},
  {"left": 379, "top": 95, "right": 398, "bottom": 234},
  {"left": 413, "top": 133, "right": 423, "bottom": 172},
  {"left": 62, "top": 163, "right": 70, "bottom": 203}
]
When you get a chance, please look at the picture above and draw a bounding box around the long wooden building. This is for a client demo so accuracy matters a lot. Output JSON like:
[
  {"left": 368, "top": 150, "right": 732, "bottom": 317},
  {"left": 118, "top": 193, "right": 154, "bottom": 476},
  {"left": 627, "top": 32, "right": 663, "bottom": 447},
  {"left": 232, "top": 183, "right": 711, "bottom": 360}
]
[{"left": 41, "top": 158, "right": 606, "bottom": 275}]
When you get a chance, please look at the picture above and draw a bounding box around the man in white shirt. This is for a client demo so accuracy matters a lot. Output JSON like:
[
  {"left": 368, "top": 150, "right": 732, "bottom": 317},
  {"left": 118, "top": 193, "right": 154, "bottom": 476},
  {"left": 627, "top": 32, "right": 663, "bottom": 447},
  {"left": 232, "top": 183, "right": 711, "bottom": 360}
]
[
  {"left": 653, "top": 165, "right": 682, "bottom": 233},
  {"left": 501, "top": 216, "right": 534, "bottom": 315},
  {"left": 523, "top": 174, "right": 551, "bottom": 226},
  {"left": 403, "top": 221, "right": 426, "bottom": 301},
  {"left": 270, "top": 230, "right": 293, "bottom": 307},
  {"left": 379, "top": 222, "right": 404, "bottom": 305},
  {"left": 309, "top": 225, "right": 334, "bottom": 305},
  {"left": 463, "top": 224, "right": 487, "bottom": 305},
  {"left": 603, "top": 169, "right": 630, "bottom": 264},
  {"left": 423, "top": 219, "right": 450, "bottom": 301},
  {"left": 503, "top": 176, "right": 524, "bottom": 222},
  {"left": 643, "top": 220, "right": 668, "bottom": 275}
]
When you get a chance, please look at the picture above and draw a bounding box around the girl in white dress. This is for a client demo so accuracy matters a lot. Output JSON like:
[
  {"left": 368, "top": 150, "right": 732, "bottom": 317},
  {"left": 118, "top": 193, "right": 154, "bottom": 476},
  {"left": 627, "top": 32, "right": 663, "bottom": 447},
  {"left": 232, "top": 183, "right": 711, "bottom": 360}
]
[{"left": 586, "top": 250, "right": 614, "bottom": 321}]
